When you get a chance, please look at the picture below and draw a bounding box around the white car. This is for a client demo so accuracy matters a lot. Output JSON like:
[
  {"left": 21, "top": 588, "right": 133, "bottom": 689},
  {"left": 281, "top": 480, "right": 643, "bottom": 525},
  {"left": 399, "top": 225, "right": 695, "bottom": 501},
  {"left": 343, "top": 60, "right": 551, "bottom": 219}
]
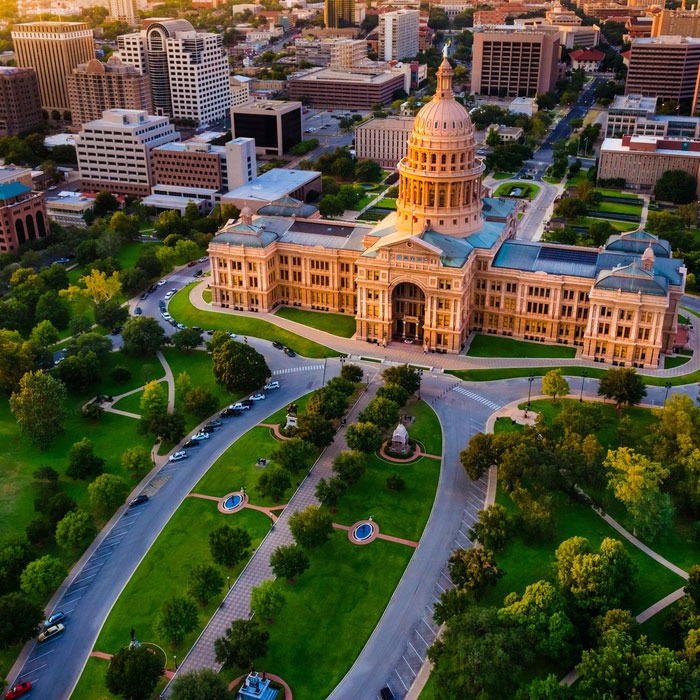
[
  {"left": 164, "top": 291, "right": 174, "bottom": 300},
  {"left": 198, "top": 256, "right": 208, "bottom": 263},
  {"left": 169, "top": 450, "right": 188, "bottom": 462},
  {"left": 231, "top": 402, "right": 251, "bottom": 411},
  {"left": 229, "top": 332, "right": 237, "bottom": 339},
  {"left": 157, "top": 279, "right": 166, "bottom": 286},
  {"left": 250, "top": 393, "right": 266, "bottom": 401},
  {"left": 192, "top": 432, "right": 210, "bottom": 441},
  {"left": 264, "top": 381, "right": 280, "bottom": 391},
  {"left": 162, "top": 312, "right": 172, "bottom": 321}
]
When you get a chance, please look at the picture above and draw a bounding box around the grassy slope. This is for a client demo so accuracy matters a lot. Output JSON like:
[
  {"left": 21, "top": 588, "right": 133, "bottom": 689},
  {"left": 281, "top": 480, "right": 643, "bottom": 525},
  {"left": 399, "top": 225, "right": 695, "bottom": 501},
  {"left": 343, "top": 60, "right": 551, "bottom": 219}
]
[
  {"left": 167, "top": 286, "right": 339, "bottom": 359},
  {"left": 467, "top": 334, "right": 577, "bottom": 359},
  {"left": 273, "top": 307, "right": 356, "bottom": 338}
]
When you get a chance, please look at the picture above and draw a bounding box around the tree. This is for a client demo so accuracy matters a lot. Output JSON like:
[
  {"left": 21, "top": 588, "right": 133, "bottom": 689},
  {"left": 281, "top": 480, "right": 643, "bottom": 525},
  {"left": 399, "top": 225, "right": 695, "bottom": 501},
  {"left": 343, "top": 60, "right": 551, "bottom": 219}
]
[
  {"left": 171, "top": 327, "right": 203, "bottom": 352},
  {"left": 340, "top": 363, "right": 363, "bottom": 383},
  {"left": 105, "top": 645, "right": 163, "bottom": 700},
  {"left": 332, "top": 450, "right": 367, "bottom": 486},
  {"left": 250, "top": 579, "right": 285, "bottom": 622},
  {"left": 376, "top": 383, "right": 410, "bottom": 407},
  {"left": 169, "top": 668, "right": 229, "bottom": 700},
  {"left": 382, "top": 364, "right": 421, "bottom": 394},
  {"left": 654, "top": 169, "right": 698, "bottom": 204},
  {"left": 468, "top": 504, "right": 509, "bottom": 551},
  {"left": 433, "top": 587, "right": 473, "bottom": 625},
  {"left": 183, "top": 386, "right": 219, "bottom": 420},
  {"left": 121, "top": 316, "right": 166, "bottom": 357},
  {"left": 315, "top": 476, "right": 347, "bottom": 510},
  {"left": 598, "top": 368, "right": 647, "bottom": 409},
  {"left": 605, "top": 447, "right": 673, "bottom": 540},
  {"left": 55, "top": 509, "right": 96, "bottom": 550},
  {"left": 289, "top": 505, "right": 333, "bottom": 549},
  {"left": 499, "top": 580, "right": 575, "bottom": 660},
  {"left": 20, "top": 555, "right": 67, "bottom": 600},
  {"left": 295, "top": 412, "right": 335, "bottom": 448},
  {"left": 0, "top": 592, "right": 44, "bottom": 648},
  {"left": 214, "top": 619, "right": 269, "bottom": 670},
  {"left": 257, "top": 466, "right": 291, "bottom": 500},
  {"left": 29, "top": 320, "right": 59, "bottom": 348},
  {"left": 448, "top": 548, "right": 501, "bottom": 601},
  {"left": 271, "top": 437, "right": 316, "bottom": 475},
  {"left": 554, "top": 196, "right": 587, "bottom": 221},
  {"left": 0, "top": 535, "right": 33, "bottom": 596},
  {"left": 269, "top": 544, "right": 309, "bottom": 583},
  {"left": 0, "top": 330, "right": 37, "bottom": 394},
  {"left": 66, "top": 438, "right": 105, "bottom": 480},
  {"left": 212, "top": 340, "right": 270, "bottom": 393},
  {"left": 355, "top": 158, "right": 383, "bottom": 182},
  {"left": 156, "top": 411, "right": 186, "bottom": 444},
  {"left": 120, "top": 446, "right": 153, "bottom": 480},
  {"left": 460, "top": 432, "right": 503, "bottom": 481},
  {"left": 94, "top": 299, "right": 128, "bottom": 330},
  {"left": 541, "top": 369, "right": 570, "bottom": 404},
  {"left": 10, "top": 370, "right": 67, "bottom": 448},
  {"left": 72, "top": 268, "right": 122, "bottom": 304},
  {"left": 187, "top": 564, "right": 224, "bottom": 605},
  {"left": 154, "top": 596, "right": 200, "bottom": 647},
  {"left": 89, "top": 474, "right": 129, "bottom": 515},
  {"left": 359, "top": 397, "right": 400, "bottom": 430},
  {"left": 486, "top": 127, "right": 502, "bottom": 146},
  {"left": 140, "top": 380, "right": 168, "bottom": 423},
  {"left": 307, "top": 385, "right": 349, "bottom": 420},
  {"left": 93, "top": 190, "right": 119, "bottom": 217},
  {"left": 54, "top": 351, "right": 102, "bottom": 394},
  {"left": 345, "top": 422, "right": 383, "bottom": 454},
  {"left": 516, "top": 676, "right": 575, "bottom": 700},
  {"left": 209, "top": 525, "right": 251, "bottom": 567}
]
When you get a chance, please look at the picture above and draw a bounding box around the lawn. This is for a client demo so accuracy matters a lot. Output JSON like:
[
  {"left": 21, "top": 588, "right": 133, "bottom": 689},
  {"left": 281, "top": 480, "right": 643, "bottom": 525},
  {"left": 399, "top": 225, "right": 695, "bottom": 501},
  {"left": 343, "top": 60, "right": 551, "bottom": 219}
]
[
  {"left": 575, "top": 215, "right": 638, "bottom": 232},
  {"left": 566, "top": 170, "right": 588, "bottom": 187},
  {"left": 419, "top": 676, "right": 436, "bottom": 699},
  {"left": 110, "top": 389, "right": 144, "bottom": 416},
  {"left": 466, "top": 334, "right": 577, "bottom": 359},
  {"left": 355, "top": 195, "right": 375, "bottom": 209},
  {"left": 95, "top": 498, "right": 271, "bottom": 658},
  {"left": 405, "top": 399, "right": 442, "bottom": 455},
  {"left": 273, "top": 307, "right": 356, "bottom": 338},
  {"left": 543, "top": 176, "right": 562, "bottom": 184},
  {"left": 167, "top": 286, "right": 340, "bottom": 359},
  {"left": 664, "top": 355, "right": 691, "bottom": 369},
  {"left": 492, "top": 172, "right": 515, "bottom": 180},
  {"left": 594, "top": 200, "right": 643, "bottom": 216},
  {"left": 375, "top": 198, "right": 397, "bottom": 209},
  {"left": 115, "top": 241, "right": 162, "bottom": 271},
  {"left": 596, "top": 188, "right": 641, "bottom": 200},
  {"left": 493, "top": 182, "right": 540, "bottom": 200},
  {"left": 223, "top": 534, "right": 414, "bottom": 699}
]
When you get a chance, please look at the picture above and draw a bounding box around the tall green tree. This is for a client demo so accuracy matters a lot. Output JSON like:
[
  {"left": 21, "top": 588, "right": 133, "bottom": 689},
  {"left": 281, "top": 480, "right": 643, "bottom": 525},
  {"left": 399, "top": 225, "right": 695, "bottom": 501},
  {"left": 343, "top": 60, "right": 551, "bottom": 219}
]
[
  {"left": 209, "top": 525, "right": 251, "bottom": 567},
  {"left": 212, "top": 340, "right": 270, "bottom": 393},
  {"left": 332, "top": 450, "right": 367, "bottom": 486},
  {"left": 214, "top": 619, "right": 269, "bottom": 670},
  {"left": 121, "top": 316, "right": 166, "bottom": 357},
  {"left": 345, "top": 422, "right": 383, "bottom": 454},
  {"left": 250, "top": 579, "right": 285, "bottom": 622},
  {"left": 88, "top": 473, "right": 129, "bottom": 515},
  {"left": 187, "top": 564, "right": 224, "bottom": 606},
  {"left": 597, "top": 368, "right": 647, "bottom": 409},
  {"left": 20, "top": 555, "right": 67, "bottom": 600},
  {"left": 66, "top": 438, "right": 105, "bottom": 480},
  {"left": 55, "top": 509, "right": 96, "bottom": 550},
  {"left": 358, "top": 397, "right": 400, "bottom": 429},
  {"left": 448, "top": 548, "right": 501, "bottom": 600},
  {"left": 654, "top": 169, "right": 698, "bottom": 204},
  {"left": 269, "top": 544, "right": 309, "bottom": 583},
  {"left": 381, "top": 364, "right": 421, "bottom": 394},
  {"left": 169, "top": 669, "right": 229, "bottom": 700},
  {"left": 468, "top": 504, "right": 509, "bottom": 551},
  {"left": 289, "top": 505, "right": 333, "bottom": 549},
  {"left": 0, "top": 592, "right": 44, "bottom": 648},
  {"left": 155, "top": 596, "right": 199, "bottom": 647},
  {"left": 105, "top": 645, "right": 163, "bottom": 700},
  {"left": 10, "top": 370, "right": 68, "bottom": 448},
  {"left": 271, "top": 437, "right": 316, "bottom": 475},
  {"left": 541, "top": 369, "right": 570, "bottom": 404}
]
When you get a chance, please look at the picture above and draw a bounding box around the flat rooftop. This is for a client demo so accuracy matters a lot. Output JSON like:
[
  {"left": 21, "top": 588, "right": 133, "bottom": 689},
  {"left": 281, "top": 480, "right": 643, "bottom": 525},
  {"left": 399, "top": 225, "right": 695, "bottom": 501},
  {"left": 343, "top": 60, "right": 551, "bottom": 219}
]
[
  {"left": 224, "top": 168, "right": 321, "bottom": 203},
  {"left": 291, "top": 67, "right": 403, "bottom": 85}
]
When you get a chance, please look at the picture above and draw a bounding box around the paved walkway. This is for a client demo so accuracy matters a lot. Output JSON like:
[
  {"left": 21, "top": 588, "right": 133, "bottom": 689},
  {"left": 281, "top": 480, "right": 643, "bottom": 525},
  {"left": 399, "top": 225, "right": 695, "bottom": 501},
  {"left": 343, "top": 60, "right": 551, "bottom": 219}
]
[
  {"left": 187, "top": 283, "right": 700, "bottom": 380},
  {"left": 166, "top": 366, "right": 384, "bottom": 689}
]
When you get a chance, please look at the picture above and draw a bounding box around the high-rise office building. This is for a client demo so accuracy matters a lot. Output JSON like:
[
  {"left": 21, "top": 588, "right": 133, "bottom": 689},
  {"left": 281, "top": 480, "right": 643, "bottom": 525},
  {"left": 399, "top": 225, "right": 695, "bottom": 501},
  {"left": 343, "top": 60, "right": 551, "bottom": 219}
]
[
  {"left": 117, "top": 19, "right": 231, "bottom": 126},
  {"left": 324, "top": 0, "right": 355, "bottom": 29},
  {"left": 67, "top": 56, "right": 153, "bottom": 128},
  {"left": 651, "top": 8, "right": 700, "bottom": 38},
  {"left": 109, "top": 0, "right": 138, "bottom": 25},
  {"left": 471, "top": 28, "right": 560, "bottom": 97},
  {"left": 0, "top": 67, "right": 43, "bottom": 137},
  {"left": 12, "top": 22, "right": 94, "bottom": 114},
  {"left": 626, "top": 36, "right": 700, "bottom": 102},
  {"left": 378, "top": 9, "right": 420, "bottom": 61}
]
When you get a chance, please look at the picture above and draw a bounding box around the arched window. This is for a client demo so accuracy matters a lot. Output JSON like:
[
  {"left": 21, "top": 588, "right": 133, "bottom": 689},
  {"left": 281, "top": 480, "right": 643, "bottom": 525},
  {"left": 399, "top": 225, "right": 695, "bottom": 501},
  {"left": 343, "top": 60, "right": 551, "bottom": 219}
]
[
  {"left": 36, "top": 212, "right": 46, "bottom": 238},
  {"left": 15, "top": 218, "right": 25, "bottom": 245},
  {"left": 26, "top": 214, "right": 36, "bottom": 240}
]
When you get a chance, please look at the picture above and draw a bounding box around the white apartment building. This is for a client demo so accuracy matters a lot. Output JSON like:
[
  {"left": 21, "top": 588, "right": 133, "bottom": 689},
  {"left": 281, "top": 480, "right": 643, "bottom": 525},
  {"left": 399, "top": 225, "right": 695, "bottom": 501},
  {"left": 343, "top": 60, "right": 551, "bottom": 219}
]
[
  {"left": 109, "top": 0, "right": 137, "bottom": 24},
  {"left": 117, "top": 19, "right": 231, "bottom": 126},
  {"left": 230, "top": 75, "right": 252, "bottom": 106},
  {"left": 76, "top": 109, "right": 179, "bottom": 196},
  {"left": 355, "top": 115, "right": 414, "bottom": 167},
  {"left": 378, "top": 9, "right": 419, "bottom": 62}
]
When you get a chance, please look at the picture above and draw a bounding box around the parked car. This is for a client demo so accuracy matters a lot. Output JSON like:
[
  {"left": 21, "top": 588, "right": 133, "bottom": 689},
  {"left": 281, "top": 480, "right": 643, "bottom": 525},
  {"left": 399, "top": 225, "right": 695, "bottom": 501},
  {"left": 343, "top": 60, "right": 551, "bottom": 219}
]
[
  {"left": 38, "top": 623, "right": 64, "bottom": 643},
  {"left": 169, "top": 319, "right": 178, "bottom": 328},
  {"left": 241, "top": 399, "right": 254, "bottom": 408},
  {"left": 264, "top": 381, "right": 280, "bottom": 391},
  {"left": 162, "top": 312, "right": 172, "bottom": 321},
  {"left": 229, "top": 332, "right": 237, "bottom": 339},
  {"left": 220, "top": 407, "right": 242, "bottom": 418},
  {"left": 182, "top": 439, "right": 200, "bottom": 449},
  {"left": 272, "top": 341, "right": 284, "bottom": 349},
  {"left": 158, "top": 300, "right": 166, "bottom": 309},
  {"left": 284, "top": 347, "right": 296, "bottom": 357},
  {"left": 205, "top": 419, "right": 222, "bottom": 429},
  {"left": 380, "top": 688, "right": 395, "bottom": 700},
  {"left": 164, "top": 291, "right": 174, "bottom": 300},
  {"left": 129, "top": 494, "right": 149, "bottom": 508},
  {"left": 231, "top": 402, "right": 251, "bottom": 411},
  {"left": 177, "top": 323, "right": 187, "bottom": 330},
  {"left": 157, "top": 280, "right": 166, "bottom": 286},
  {"left": 250, "top": 393, "right": 266, "bottom": 401},
  {"left": 193, "top": 270, "right": 203, "bottom": 277},
  {"left": 43, "top": 611, "right": 66, "bottom": 628},
  {"left": 192, "top": 431, "right": 210, "bottom": 441},
  {"left": 169, "top": 451, "right": 188, "bottom": 462},
  {"left": 198, "top": 256, "right": 208, "bottom": 263},
  {"left": 134, "top": 307, "right": 142, "bottom": 315},
  {"left": 4, "top": 681, "right": 32, "bottom": 699},
  {"left": 110, "top": 326, "right": 123, "bottom": 335},
  {"left": 187, "top": 261, "right": 197, "bottom": 267}
]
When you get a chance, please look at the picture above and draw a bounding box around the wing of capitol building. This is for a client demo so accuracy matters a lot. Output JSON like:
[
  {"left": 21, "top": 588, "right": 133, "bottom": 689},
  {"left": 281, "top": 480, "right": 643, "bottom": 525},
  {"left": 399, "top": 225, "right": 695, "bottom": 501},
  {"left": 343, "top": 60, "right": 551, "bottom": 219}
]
[{"left": 208, "top": 55, "right": 686, "bottom": 369}]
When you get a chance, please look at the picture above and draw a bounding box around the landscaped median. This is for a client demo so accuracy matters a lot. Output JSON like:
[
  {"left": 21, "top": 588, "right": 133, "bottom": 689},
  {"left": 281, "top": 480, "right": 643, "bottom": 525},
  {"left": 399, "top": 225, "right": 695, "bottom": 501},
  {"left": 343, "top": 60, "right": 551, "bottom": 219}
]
[
  {"left": 73, "top": 390, "right": 443, "bottom": 699},
  {"left": 167, "top": 284, "right": 341, "bottom": 359}
]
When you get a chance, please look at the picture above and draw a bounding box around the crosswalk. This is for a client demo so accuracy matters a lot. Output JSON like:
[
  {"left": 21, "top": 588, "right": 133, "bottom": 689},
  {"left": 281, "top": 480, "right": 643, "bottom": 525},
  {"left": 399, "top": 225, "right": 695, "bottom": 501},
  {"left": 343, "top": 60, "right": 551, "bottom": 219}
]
[
  {"left": 272, "top": 364, "right": 324, "bottom": 375},
  {"left": 452, "top": 385, "right": 502, "bottom": 411}
]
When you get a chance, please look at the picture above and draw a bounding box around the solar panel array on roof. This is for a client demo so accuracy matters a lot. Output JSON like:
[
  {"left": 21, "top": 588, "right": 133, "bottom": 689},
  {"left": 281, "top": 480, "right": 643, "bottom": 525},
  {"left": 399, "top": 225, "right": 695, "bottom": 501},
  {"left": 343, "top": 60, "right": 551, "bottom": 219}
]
[{"left": 537, "top": 247, "right": 598, "bottom": 266}]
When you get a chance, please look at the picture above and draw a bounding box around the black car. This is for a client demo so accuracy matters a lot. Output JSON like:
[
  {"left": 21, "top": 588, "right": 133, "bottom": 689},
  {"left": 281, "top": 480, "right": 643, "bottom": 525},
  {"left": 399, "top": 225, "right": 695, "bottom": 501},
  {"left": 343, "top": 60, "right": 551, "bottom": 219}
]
[
  {"left": 220, "top": 407, "right": 242, "bottom": 418},
  {"left": 284, "top": 347, "right": 296, "bottom": 357},
  {"left": 169, "top": 319, "right": 178, "bottom": 327},
  {"left": 380, "top": 689, "right": 395, "bottom": 700},
  {"left": 129, "top": 494, "right": 149, "bottom": 508},
  {"left": 159, "top": 300, "right": 166, "bottom": 309},
  {"left": 241, "top": 399, "right": 254, "bottom": 408},
  {"left": 272, "top": 341, "right": 284, "bottom": 349},
  {"left": 182, "top": 439, "right": 200, "bottom": 449}
]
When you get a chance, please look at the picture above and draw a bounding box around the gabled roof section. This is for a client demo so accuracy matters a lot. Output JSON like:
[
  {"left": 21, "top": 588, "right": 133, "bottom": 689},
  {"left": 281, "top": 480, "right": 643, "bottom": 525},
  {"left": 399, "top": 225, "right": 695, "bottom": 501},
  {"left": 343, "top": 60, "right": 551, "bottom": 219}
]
[
  {"left": 466, "top": 220, "right": 507, "bottom": 249},
  {"left": 594, "top": 261, "right": 668, "bottom": 296},
  {"left": 604, "top": 228, "right": 671, "bottom": 257},
  {"left": 422, "top": 230, "right": 474, "bottom": 267},
  {"left": 363, "top": 230, "right": 444, "bottom": 258},
  {"left": 213, "top": 221, "right": 279, "bottom": 248}
]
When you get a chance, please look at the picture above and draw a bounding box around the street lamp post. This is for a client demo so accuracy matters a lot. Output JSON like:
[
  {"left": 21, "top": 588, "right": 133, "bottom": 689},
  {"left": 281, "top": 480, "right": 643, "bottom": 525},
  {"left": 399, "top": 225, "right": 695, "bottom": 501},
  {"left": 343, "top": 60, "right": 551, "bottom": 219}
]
[
  {"left": 526, "top": 374, "right": 535, "bottom": 415},
  {"left": 417, "top": 369, "right": 424, "bottom": 400},
  {"left": 664, "top": 381, "right": 672, "bottom": 405},
  {"left": 227, "top": 576, "right": 231, "bottom": 590},
  {"left": 173, "top": 655, "right": 177, "bottom": 671},
  {"left": 579, "top": 369, "right": 588, "bottom": 402}
]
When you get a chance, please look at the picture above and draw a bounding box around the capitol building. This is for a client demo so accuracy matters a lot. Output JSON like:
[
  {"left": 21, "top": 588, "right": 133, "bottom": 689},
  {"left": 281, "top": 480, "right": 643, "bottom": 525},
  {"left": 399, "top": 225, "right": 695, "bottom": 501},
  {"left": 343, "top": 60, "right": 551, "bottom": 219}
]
[{"left": 208, "top": 56, "right": 686, "bottom": 369}]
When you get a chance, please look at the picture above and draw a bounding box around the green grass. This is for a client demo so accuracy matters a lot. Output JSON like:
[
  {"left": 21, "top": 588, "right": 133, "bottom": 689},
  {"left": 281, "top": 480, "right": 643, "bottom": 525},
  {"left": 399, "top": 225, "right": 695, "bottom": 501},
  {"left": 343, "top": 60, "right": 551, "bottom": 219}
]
[
  {"left": 202, "top": 289, "right": 212, "bottom": 303},
  {"left": 419, "top": 675, "right": 437, "bottom": 700},
  {"left": 566, "top": 170, "right": 588, "bottom": 187},
  {"left": 543, "top": 176, "right": 562, "bottom": 184},
  {"left": 493, "top": 182, "right": 541, "bottom": 200},
  {"left": 596, "top": 188, "right": 641, "bottom": 200},
  {"left": 375, "top": 198, "right": 397, "bottom": 209},
  {"left": 492, "top": 172, "right": 515, "bottom": 180},
  {"left": 679, "top": 314, "right": 690, "bottom": 325},
  {"left": 639, "top": 599, "right": 680, "bottom": 648},
  {"left": 115, "top": 241, "right": 162, "bottom": 270},
  {"left": 110, "top": 390, "right": 143, "bottom": 416},
  {"left": 575, "top": 215, "right": 638, "bottom": 232},
  {"left": 664, "top": 355, "right": 691, "bottom": 369},
  {"left": 95, "top": 498, "right": 271, "bottom": 657},
  {"left": 467, "top": 334, "right": 577, "bottom": 359},
  {"left": 274, "top": 307, "right": 356, "bottom": 338},
  {"left": 595, "top": 200, "right": 642, "bottom": 216},
  {"left": 167, "top": 286, "right": 340, "bottom": 359},
  {"left": 405, "top": 399, "right": 442, "bottom": 455},
  {"left": 227, "top": 534, "right": 414, "bottom": 699},
  {"left": 355, "top": 195, "right": 374, "bottom": 209}
]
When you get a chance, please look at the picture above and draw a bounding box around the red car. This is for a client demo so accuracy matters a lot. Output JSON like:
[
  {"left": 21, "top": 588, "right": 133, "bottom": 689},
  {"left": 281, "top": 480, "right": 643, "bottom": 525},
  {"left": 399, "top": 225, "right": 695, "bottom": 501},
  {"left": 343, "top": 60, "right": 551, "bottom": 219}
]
[{"left": 5, "top": 681, "right": 32, "bottom": 699}]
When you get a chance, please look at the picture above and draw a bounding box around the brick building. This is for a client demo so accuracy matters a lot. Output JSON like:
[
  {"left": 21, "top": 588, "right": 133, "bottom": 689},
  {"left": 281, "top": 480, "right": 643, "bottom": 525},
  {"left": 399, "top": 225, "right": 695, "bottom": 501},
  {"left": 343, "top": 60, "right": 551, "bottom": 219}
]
[
  {"left": 0, "top": 182, "right": 48, "bottom": 252},
  {"left": 0, "top": 67, "right": 43, "bottom": 137}
]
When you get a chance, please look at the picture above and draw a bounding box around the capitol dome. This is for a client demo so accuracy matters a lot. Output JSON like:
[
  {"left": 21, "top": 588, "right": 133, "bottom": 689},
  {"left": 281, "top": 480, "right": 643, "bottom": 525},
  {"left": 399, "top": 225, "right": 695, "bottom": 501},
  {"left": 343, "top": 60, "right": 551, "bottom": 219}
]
[{"left": 395, "top": 53, "right": 484, "bottom": 238}]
